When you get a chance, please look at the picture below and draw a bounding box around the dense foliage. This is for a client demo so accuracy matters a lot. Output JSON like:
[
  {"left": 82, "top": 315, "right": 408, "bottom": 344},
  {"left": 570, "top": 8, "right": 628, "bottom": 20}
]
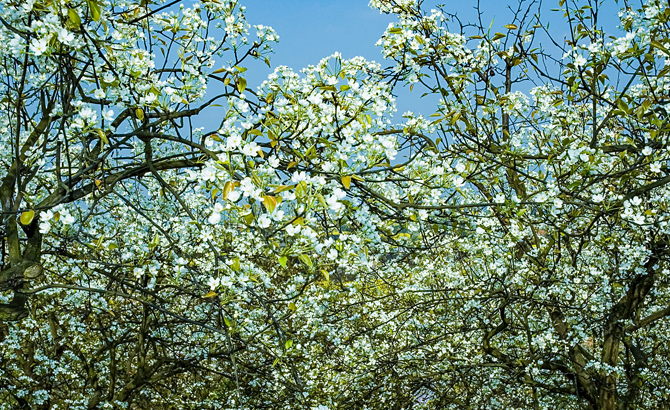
[{"left": 1, "top": 0, "right": 670, "bottom": 409}]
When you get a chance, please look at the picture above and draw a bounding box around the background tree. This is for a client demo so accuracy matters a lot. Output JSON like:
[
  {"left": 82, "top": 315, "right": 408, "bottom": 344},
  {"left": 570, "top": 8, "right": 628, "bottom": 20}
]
[
  {"left": 323, "top": 0, "right": 670, "bottom": 409},
  {"left": 0, "top": 0, "right": 413, "bottom": 408},
  {"left": 0, "top": 0, "right": 286, "bottom": 407},
  {"left": 2, "top": 0, "right": 670, "bottom": 410}
]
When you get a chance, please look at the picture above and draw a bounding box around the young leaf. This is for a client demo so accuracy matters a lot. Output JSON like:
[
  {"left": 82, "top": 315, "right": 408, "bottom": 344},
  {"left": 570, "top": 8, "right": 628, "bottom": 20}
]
[
  {"left": 204, "top": 291, "right": 217, "bottom": 298},
  {"left": 298, "top": 254, "right": 313, "bottom": 269},
  {"left": 617, "top": 99, "right": 630, "bottom": 114},
  {"left": 274, "top": 184, "right": 295, "bottom": 194},
  {"left": 278, "top": 256, "right": 287, "bottom": 268},
  {"left": 317, "top": 193, "right": 327, "bottom": 208},
  {"left": 292, "top": 217, "right": 304, "bottom": 226},
  {"left": 237, "top": 77, "right": 247, "bottom": 93},
  {"left": 95, "top": 129, "right": 109, "bottom": 144},
  {"left": 341, "top": 175, "right": 352, "bottom": 189},
  {"left": 148, "top": 233, "right": 160, "bottom": 250},
  {"left": 86, "top": 0, "right": 101, "bottom": 21},
  {"left": 223, "top": 181, "right": 236, "bottom": 200},
  {"left": 20, "top": 210, "right": 35, "bottom": 225},
  {"left": 651, "top": 40, "right": 670, "bottom": 56},
  {"left": 262, "top": 195, "right": 277, "bottom": 213},
  {"left": 231, "top": 257, "right": 240, "bottom": 271},
  {"left": 68, "top": 9, "right": 81, "bottom": 29}
]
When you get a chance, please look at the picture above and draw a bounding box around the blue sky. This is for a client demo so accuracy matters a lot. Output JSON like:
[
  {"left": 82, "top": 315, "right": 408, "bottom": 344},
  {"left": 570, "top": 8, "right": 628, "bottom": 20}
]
[
  {"left": 240, "top": 1, "right": 624, "bottom": 116},
  {"left": 244, "top": 0, "right": 394, "bottom": 70},
  {"left": 242, "top": 0, "right": 555, "bottom": 68},
  {"left": 242, "top": 0, "right": 514, "bottom": 117},
  {"left": 207, "top": 0, "right": 625, "bottom": 122}
]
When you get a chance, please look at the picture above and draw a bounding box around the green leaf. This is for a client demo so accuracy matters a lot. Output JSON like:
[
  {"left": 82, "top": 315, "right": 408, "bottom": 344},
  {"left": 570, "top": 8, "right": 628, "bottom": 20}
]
[
  {"left": 20, "top": 210, "right": 35, "bottom": 225},
  {"left": 237, "top": 77, "right": 247, "bottom": 93},
  {"left": 86, "top": 0, "right": 101, "bottom": 21},
  {"left": 617, "top": 99, "right": 630, "bottom": 114},
  {"left": 341, "top": 175, "right": 352, "bottom": 190},
  {"left": 285, "top": 339, "right": 293, "bottom": 349},
  {"left": 95, "top": 129, "right": 109, "bottom": 144},
  {"left": 278, "top": 256, "right": 287, "bottom": 268},
  {"left": 222, "top": 181, "right": 234, "bottom": 200},
  {"left": 651, "top": 40, "right": 670, "bottom": 56},
  {"left": 135, "top": 108, "right": 144, "bottom": 121},
  {"left": 231, "top": 257, "right": 240, "bottom": 271},
  {"left": 68, "top": 9, "right": 81, "bottom": 29},
  {"left": 262, "top": 195, "right": 277, "bottom": 213},
  {"left": 242, "top": 212, "right": 254, "bottom": 225},
  {"left": 148, "top": 233, "right": 160, "bottom": 250},
  {"left": 274, "top": 184, "right": 295, "bottom": 194},
  {"left": 298, "top": 254, "right": 313, "bottom": 269},
  {"left": 316, "top": 193, "right": 327, "bottom": 208}
]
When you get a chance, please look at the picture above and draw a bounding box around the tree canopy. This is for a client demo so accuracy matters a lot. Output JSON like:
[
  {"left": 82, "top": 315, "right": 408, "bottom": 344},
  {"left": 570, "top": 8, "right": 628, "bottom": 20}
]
[{"left": 1, "top": 0, "right": 670, "bottom": 409}]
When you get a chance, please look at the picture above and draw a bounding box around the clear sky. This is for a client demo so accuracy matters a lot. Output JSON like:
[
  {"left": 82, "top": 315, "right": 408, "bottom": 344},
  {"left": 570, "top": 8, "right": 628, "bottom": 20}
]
[
  {"left": 244, "top": 0, "right": 395, "bottom": 70},
  {"left": 242, "top": 0, "right": 550, "bottom": 68},
  {"left": 241, "top": 0, "right": 512, "bottom": 117},
  {"left": 215, "top": 1, "right": 624, "bottom": 120}
]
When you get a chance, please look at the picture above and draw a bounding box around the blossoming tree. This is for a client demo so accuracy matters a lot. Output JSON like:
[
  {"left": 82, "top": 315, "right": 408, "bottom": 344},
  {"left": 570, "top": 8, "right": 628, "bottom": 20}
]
[
  {"left": 1, "top": 0, "right": 670, "bottom": 409},
  {"left": 339, "top": 0, "right": 670, "bottom": 409}
]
